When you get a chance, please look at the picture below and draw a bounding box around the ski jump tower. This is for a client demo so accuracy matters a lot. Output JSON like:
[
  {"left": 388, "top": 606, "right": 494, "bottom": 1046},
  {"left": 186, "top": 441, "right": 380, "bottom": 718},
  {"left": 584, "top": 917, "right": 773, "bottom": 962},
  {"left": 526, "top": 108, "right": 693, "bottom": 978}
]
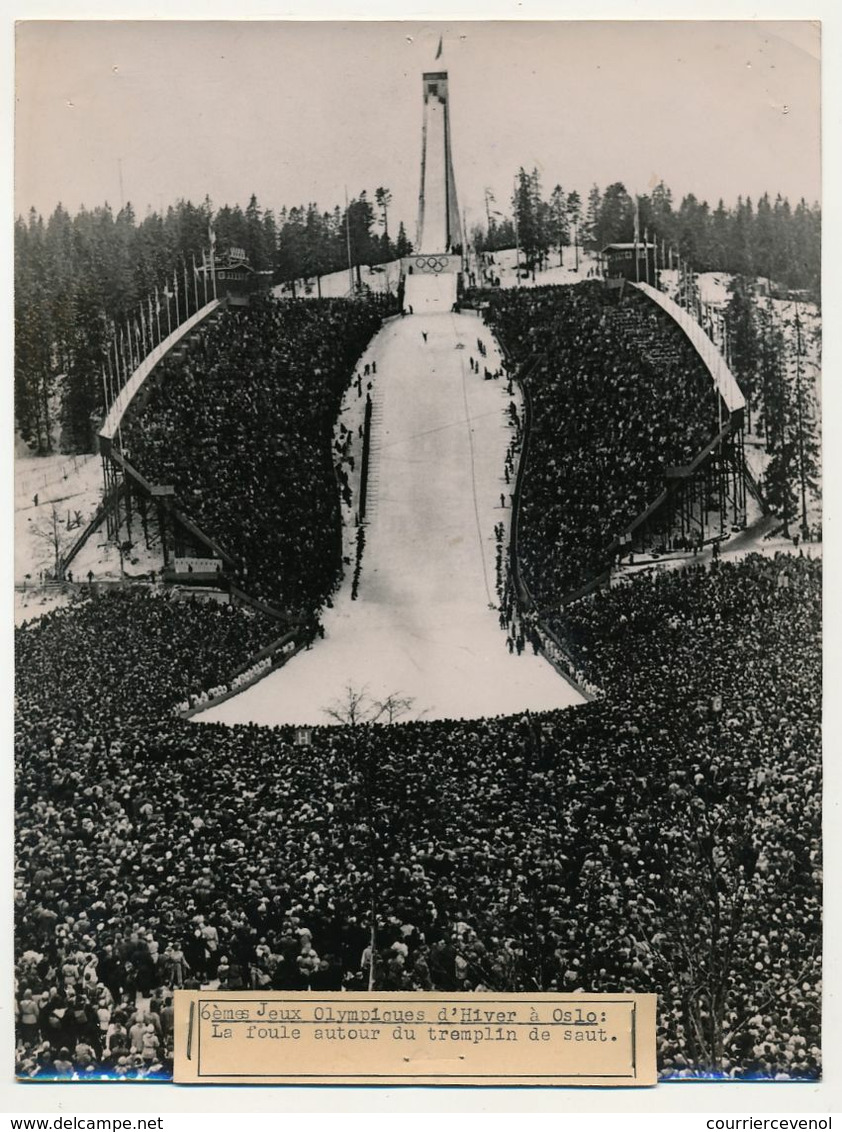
[{"left": 403, "top": 51, "right": 464, "bottom": 312}]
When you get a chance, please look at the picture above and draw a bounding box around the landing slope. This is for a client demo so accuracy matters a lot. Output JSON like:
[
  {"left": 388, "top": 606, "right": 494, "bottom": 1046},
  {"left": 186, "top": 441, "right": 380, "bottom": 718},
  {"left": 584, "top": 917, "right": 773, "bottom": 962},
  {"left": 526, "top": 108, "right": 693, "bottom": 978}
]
[{"left": 199, "top": 311, "right": 582, "bottom": 725}]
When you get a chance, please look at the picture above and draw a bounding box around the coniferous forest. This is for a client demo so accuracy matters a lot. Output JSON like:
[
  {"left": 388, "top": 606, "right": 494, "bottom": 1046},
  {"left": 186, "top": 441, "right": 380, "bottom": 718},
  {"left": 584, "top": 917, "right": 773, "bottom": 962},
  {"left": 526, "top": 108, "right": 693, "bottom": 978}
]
[
  {"left": 15, "top": 176, "right": 820, "bottom": 459},
  {"left": 484, "top": 172, "right": 820, "bottom": 300},
  {"left": 14, "top": 189, "right": 409, "bottom": 454}
]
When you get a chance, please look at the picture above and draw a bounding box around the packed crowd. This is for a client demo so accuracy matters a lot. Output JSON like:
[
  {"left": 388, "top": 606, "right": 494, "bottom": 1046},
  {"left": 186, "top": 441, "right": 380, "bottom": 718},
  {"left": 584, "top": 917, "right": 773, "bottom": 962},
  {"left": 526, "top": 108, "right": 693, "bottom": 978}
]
[
  {"left": 15, "top": 554, "right": 820, "bottom": 1080},
  {"left": 478, "top": 282, "right": 721, "bottom": 604},
  {"left": 122, "top": 295, "right": 393, "bottom": 617},
  {"left": 553, "top": 553, "right": 822, "bottom": 1078},
  {"left": 15, "top": 589, "right": 279, "bottom": 725},
  {"left": 14, "top": 590, "right": 285, "bottom": 1078}
]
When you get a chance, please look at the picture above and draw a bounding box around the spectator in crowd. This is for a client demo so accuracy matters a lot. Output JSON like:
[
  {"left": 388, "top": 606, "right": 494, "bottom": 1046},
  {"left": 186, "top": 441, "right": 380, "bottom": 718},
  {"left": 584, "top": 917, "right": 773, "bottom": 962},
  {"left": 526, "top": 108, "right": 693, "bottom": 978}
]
[
  {"left": 478, "top": 282, "right": 720, "bottom": 604},
  {"left": 15, "top": 556, "right": 820, "bottom": 1081},
  {"left": 122, "top": 295, "right": 392, "bottom": 619}
]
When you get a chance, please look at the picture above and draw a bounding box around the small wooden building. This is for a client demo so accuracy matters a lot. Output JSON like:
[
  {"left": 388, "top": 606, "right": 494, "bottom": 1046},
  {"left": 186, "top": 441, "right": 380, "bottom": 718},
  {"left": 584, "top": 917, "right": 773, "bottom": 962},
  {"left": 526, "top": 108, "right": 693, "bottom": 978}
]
[
  {"left": 201, "top": 248, "right": 274, "bottom": 306},
  {"left": 602, "top": 242, "right": 658, "bottom": 284}
]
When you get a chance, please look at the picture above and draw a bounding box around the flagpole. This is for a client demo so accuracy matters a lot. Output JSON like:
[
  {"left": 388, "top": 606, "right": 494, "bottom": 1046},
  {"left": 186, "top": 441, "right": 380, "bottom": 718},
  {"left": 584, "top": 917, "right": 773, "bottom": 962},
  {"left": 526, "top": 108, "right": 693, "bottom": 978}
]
[
  {"left": 644, "top": 226, "right": 650, "bottom": 285},
  {"left": 118, "top": 329, "right": 125, "bottom": 392},
  {"left": 209, "top": 225, "right": 217, "bottom": 300},
  {"left": 202, "top": 251, "right": 209, "bottom": 306},
  {"left": 193, "top": 254, "right": 200, "bottom": 312},
  {"left": 108, "top": 347, "right": 118, "bottom": 416},
  {"left": 633, "top": 195, "right": 640, "bottom": 284},
  {"left": 183, "top": 259, "right": 190, "bottom": 319},
  {"left": 106, "top": 326, "right": 115, "bottom": 393},
  {"left": 112, "top": 330, "right": 121, "bottom": 397},
  {"left": 513, "top": 176, "right": 520, "bottom": 283},
  {"left": 173, "top": 271, "right": 180, "bottom": 327},
  {"left": 345, "top": 186, "right": 354, "bottom": 297}
]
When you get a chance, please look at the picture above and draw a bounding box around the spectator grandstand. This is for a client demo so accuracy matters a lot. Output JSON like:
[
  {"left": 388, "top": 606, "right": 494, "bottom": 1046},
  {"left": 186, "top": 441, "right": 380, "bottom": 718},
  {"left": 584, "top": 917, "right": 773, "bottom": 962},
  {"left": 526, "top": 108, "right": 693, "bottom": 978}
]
[
  {"left": 120, "top": 295, "right": 394, "bottom": 617},
  {"left": 477, "top": 282, "right": 726, "bottom": 606}
]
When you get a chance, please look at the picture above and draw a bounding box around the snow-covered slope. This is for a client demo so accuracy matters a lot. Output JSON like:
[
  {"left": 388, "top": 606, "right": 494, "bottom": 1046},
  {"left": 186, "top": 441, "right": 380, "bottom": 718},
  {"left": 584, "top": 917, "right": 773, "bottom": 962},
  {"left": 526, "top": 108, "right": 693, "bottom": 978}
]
[{"left": 198, "top": 310, "right": 583, "bottom": 726}]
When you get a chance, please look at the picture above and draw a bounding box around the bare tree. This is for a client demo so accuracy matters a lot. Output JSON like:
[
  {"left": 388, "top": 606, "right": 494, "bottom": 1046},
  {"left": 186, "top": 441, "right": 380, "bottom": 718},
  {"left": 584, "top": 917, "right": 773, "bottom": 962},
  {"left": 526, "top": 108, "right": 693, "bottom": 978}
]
[
  {"left": 322, "top": 684, "right": 416, "bottom": 727},
  {"left": 322, "top": 683, "right": 374, "bottom": 728},
  {"left": 29, "top": 504, "right": 73, "bottom": 579},
  {"left": 370, "top": 692, "right": 415, "bottom": 726}
]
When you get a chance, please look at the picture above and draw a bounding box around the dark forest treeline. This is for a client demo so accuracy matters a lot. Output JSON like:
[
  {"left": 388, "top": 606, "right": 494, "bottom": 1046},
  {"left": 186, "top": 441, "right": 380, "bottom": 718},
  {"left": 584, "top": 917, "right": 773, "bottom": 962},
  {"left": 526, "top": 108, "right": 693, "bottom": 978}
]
[
  {"left": 16, "top": 177, "right": 820, "bottom": 456},
  {"left": 15, "top": 189, "right": 410, "bottom": 454},
  {"left": 477, "top": 173, "right": 821, "bottom": 298},
  {"left": 277, "top": 189, "right": 412, "bottom": 285}
]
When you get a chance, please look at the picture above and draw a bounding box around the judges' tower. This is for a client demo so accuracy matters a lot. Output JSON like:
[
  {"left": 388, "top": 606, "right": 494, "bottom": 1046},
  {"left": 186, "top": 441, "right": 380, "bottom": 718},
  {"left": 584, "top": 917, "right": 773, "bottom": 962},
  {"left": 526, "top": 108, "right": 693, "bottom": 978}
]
[{"left": 417, "top": 68, "right": 463, "bottom": 254}]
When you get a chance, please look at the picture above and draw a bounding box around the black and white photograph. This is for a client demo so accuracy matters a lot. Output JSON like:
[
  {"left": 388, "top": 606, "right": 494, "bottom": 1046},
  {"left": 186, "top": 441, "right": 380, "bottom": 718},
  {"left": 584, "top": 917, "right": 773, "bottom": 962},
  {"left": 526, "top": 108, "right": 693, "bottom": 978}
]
[{"left": 12, "top": 18, "right": 822, "bottom": 1088}]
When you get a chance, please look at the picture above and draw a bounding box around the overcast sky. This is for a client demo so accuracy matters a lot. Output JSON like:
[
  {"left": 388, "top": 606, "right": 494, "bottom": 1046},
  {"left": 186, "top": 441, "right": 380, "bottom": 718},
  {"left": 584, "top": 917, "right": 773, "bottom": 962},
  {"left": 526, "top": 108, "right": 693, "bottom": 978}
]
[{"left": 15, "top": 20, "right": 821, "bottom": 238}]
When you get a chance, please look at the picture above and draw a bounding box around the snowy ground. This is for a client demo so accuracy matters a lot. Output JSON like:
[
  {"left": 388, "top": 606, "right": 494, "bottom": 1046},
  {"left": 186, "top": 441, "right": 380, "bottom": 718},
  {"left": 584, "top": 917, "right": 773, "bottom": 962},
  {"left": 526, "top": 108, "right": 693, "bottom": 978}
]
[
  {"left": 15, "top": 452, "right": 164, "bottom": 583},
  {"left": 616, "top": 518, "right": 821, "bottom": 586},
  {"left": 404, "top": 272, "right": 457, "bottom": 313},
  {"left": 15, "top": 451, "right": 96, "bottom": 507},
  {"left": 14, "top": 587, "right": 75, "bottom": 628},
  {"left": 199, "top": 299, "right": 583, "bottom": 727},
  {"left": 15, "top": 457, "right": 104, "bottom": 584},
  {"left": 471, "top": 246, "right": 602, "bottom": 291},
  {"left": 274, "top": 260, "right": 402, "bottom": 302},
  {"left": 272, "top": 245, "right": 605, "bottom": 304}
]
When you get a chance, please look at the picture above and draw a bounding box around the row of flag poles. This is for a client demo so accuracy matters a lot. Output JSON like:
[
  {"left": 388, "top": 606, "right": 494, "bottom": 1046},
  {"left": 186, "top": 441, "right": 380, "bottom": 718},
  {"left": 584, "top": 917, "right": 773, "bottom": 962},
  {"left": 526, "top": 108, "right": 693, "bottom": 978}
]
[
  {"left": 630, "top": 193, "right": 730, "bottom": 348},
  {"left": 101, "top": 232, "right": 218, "bottom": 419}
]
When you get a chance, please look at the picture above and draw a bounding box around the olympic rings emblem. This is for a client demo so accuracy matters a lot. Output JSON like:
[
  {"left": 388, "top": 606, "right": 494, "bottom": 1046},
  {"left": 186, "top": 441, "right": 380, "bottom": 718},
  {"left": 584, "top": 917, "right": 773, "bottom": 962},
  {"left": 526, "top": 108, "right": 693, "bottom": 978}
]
[{"left": 413, "top": 255, "right": 449, "bottom": 273}]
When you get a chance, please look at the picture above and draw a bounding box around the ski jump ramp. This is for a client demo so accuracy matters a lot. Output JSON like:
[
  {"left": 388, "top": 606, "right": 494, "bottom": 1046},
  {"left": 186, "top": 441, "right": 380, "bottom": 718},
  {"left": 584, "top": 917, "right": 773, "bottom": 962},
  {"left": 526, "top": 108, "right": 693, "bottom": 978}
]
[
  {"left": 404, "top": 271, "right": 457, "bottom": 314},
  {"left": 198, "top": 312, "right": 582, "bottom": 727}
]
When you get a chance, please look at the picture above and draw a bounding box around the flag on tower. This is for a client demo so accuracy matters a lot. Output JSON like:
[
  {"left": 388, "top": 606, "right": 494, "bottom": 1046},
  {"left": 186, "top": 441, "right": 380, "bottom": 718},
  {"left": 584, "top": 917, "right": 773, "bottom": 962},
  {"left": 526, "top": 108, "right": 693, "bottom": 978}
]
[{"left": 435, "top": 35, "right": 443, "bottom": 60}]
